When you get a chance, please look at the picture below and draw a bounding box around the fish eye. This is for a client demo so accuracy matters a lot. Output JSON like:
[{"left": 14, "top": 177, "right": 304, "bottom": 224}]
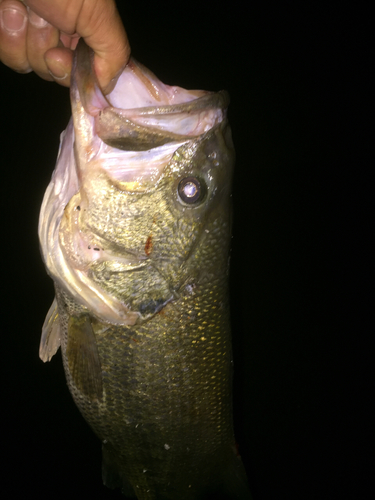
[{"left": 177, "top": 177, "right": 205, "bottom": 205}]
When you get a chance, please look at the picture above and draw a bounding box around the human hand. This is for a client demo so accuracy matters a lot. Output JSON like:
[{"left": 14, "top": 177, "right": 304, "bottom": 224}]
[{"left": 0, "top": 0, "right": 130, "bottom": 93}]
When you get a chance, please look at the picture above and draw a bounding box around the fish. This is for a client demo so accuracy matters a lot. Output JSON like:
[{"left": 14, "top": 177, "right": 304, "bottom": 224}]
[{"left": 38, "top": 39, "right": 251, "bottom": 499}]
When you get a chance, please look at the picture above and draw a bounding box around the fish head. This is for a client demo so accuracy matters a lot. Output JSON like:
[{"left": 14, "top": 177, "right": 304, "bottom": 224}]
[{"left": 39, "top": 40, "right": 234, "bottom": 326}]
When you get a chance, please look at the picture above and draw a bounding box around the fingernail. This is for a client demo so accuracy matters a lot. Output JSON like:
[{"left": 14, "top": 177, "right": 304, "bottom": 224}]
[
  {"left": 48, "top": 69, "right": 68, "bottom": 81},
  {"left": 28, "top": 8, "right": 49, "bottom": 28},
  {"left": 0, "top": 8, "right": 27, "bottom": 33}
]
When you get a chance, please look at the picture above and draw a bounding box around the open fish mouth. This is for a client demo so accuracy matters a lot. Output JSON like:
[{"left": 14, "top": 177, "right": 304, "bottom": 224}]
[{"left": 39, "top": 39, "right": 231, "bottom": 326}]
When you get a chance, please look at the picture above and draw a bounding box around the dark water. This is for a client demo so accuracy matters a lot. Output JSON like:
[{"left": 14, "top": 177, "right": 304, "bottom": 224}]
[{"left": 1, "top": 2, "right": 371, "bottom": 499}]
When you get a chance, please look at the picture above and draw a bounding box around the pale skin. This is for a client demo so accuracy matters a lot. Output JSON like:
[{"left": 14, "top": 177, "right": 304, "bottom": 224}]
[{"left": 0, "top": 0, "right": 130, "bottom": 93}]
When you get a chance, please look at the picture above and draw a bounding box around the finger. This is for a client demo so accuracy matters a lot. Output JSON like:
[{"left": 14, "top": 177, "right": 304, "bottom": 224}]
[
  {"left": 26, "top": 7, "right": 59, "bottom": 81},
  {"left": 44, "top": 46, "right": 73, "bottom": 87},
  {"left": 78, "top": 1, "right": 130, "bottom": 93},
  {"left": 25, "top": 0, "right": 130, "bottom": 92},
  {"left": 0, "top": 0, "right": 30, "bottom": 72}
]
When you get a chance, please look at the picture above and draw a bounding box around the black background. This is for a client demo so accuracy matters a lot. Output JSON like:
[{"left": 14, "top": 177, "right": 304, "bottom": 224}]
[{"left": 0, "top": 2, "right": 371, "bottom": 499}]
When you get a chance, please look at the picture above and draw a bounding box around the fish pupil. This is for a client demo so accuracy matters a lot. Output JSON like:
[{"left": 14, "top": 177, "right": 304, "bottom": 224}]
[
  {"left": 178, "top": 177, "right": 204, "bottom": 204},
  {"left": 184, "top": 182, "right": 197, "bottom": 198}
]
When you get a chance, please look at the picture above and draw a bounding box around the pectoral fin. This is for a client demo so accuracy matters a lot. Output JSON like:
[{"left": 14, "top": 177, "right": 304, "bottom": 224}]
[
  {"left": 67, "top": 315, "right": 103, "bottom": 402},
  {"left": 39, "top": 298, "right": 61, "bottom": 362}
]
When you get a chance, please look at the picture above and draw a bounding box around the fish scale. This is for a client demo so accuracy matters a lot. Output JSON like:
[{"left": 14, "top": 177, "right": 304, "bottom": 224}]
[{"left": 39, "top": 39, "right": 251, "bottom": 499}]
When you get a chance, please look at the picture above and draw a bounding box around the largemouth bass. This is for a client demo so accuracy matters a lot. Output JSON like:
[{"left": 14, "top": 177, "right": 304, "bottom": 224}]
[{"left": 39, "top": 39, "right": 251, "bottom": 499}]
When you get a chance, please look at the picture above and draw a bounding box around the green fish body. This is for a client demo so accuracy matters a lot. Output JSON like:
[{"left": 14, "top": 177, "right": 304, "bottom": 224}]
[{"left": 39, "top": 40, "right": 251, "bottom": 499}]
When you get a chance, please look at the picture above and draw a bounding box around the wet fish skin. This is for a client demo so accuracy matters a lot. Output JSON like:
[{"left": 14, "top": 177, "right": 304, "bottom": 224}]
[{"left": 39, "top": 40, "right": 251, "bottom": 499}]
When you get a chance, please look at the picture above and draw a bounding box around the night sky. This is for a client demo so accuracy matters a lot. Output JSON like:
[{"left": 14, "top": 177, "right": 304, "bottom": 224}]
[{"left": 1, "top": 3, "right": 371, "bottom": 499}]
